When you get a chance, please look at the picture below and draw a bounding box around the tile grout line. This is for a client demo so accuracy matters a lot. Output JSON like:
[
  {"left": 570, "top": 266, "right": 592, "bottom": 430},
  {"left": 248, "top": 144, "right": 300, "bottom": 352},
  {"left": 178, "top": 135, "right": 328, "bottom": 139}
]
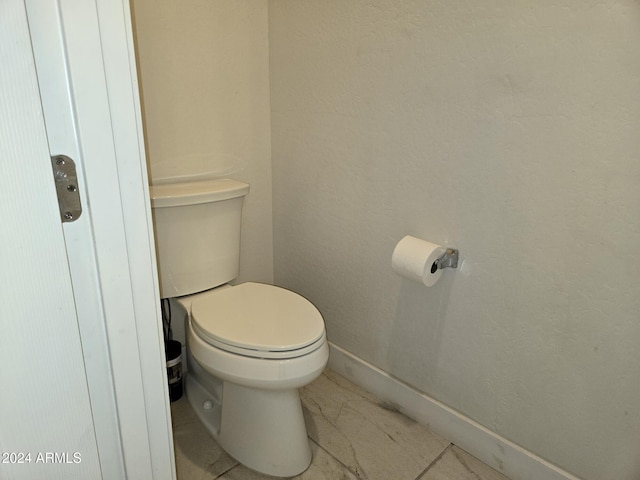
[
  {"left": 415, "top": 443, "right": 453, "bottom": 480},
  {"left": 212, "top": 461, "right": 240, "bottom": 479}
]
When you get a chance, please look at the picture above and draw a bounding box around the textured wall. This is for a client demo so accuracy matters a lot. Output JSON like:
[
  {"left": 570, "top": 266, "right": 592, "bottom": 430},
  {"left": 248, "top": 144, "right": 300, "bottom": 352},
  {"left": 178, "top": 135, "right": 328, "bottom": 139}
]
[
  {"left": 132, "top": 0, "right": 273, "bottom": 284},
  {"left": 269, "top": 1, "right": 640, "bottom": 478}
]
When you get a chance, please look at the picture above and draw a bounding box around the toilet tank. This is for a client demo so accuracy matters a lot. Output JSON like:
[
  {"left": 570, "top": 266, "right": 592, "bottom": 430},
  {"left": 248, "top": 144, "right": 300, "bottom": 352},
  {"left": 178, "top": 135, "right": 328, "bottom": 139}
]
[{"left": 150, "top": 179, "right": 250, "bottom": 298}]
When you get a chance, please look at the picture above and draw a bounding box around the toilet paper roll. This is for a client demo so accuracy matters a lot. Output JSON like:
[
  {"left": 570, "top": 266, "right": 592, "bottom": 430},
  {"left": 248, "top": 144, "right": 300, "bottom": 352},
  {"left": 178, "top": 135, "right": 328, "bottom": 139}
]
[{"left": 392, "top": 236, "right": 445, "bottom": 287}]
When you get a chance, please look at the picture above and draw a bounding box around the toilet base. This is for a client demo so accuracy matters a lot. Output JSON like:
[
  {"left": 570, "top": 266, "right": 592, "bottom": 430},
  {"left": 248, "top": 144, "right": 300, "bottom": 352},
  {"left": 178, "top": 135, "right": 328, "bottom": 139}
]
[{"left": 185, "top": 371, "right": 312, "bottom": 477}]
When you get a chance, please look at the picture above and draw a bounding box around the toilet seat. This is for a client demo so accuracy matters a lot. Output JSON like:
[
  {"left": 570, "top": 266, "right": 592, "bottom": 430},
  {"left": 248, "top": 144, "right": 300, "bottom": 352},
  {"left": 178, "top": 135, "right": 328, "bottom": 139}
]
[{"left": 190, "top": 282, "right": 326, "bottom": 360}]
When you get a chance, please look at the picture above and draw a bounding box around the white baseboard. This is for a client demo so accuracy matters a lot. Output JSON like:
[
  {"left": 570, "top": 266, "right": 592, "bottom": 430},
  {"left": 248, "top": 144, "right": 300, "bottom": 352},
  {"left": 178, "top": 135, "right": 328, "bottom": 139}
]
[{"left": 327, "top": 342, "right": 580, "bottom": 480}]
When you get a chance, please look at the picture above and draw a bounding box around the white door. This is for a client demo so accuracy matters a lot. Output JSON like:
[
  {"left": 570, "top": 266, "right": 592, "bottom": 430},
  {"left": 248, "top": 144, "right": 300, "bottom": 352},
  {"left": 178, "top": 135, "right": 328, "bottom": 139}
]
[
  {"left": 0, "top": 2, "right": 102, "bottom": 479},
  {"left": 1, "top": 1, "right": 176, "bottom": 479}
]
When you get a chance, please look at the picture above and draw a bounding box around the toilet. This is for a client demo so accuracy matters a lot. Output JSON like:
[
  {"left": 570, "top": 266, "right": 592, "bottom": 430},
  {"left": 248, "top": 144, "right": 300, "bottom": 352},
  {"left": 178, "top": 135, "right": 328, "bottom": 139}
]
[{"left": 150, "top": 178, "right": 328, "bottom": 477}]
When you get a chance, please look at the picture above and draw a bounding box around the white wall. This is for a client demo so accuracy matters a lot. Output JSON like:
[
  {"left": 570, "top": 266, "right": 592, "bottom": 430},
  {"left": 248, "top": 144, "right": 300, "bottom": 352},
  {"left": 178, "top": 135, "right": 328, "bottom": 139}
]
[
  {"left": 269, "top": 1, "right": 640, "bottom": 479},
  {"left": 132, "top": 0, "right": 273, "bottom": 284}
]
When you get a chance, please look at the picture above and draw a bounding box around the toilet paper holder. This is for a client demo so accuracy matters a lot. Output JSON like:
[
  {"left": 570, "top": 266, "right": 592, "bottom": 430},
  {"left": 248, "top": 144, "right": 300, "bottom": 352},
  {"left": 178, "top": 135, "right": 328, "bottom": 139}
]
[{"left": 431, "top": 248, "right": 459, "bottom": 273}]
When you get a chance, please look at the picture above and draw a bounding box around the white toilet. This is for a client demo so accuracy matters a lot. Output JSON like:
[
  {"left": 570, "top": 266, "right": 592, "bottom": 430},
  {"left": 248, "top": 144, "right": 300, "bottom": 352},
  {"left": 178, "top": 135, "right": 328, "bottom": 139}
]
[{"left": 150, "top": 178, "right": 329, "bottom": 477}]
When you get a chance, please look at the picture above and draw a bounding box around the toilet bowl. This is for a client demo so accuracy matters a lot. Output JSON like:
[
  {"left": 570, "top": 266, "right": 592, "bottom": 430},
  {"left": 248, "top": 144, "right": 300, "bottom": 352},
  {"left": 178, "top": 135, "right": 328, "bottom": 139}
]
[
  {"left": 176, "top": 282, "right": 328, "bottom": 477},
  {"left": 149, "top": 178, "right": 328, "bottom": 477}
]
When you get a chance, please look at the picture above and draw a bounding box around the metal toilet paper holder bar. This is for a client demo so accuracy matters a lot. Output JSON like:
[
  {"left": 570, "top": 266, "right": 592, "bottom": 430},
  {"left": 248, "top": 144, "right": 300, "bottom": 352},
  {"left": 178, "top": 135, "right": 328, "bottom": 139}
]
[{"left": 431, "top": 248, "right": 459, "bottom": 273}]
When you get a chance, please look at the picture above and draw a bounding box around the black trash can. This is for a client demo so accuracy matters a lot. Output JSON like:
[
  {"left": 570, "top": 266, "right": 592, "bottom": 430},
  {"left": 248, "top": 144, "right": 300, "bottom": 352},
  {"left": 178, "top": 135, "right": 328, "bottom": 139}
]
[{"left": 165, "top": 340, "right": 183, "bottom": 402}]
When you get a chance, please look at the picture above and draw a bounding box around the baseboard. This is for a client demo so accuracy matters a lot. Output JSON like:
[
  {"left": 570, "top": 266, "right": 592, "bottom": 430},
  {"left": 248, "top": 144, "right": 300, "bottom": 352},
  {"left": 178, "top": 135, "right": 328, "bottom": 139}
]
[{"left": 327, "top": 342, "right": 580, "bottom": 480}]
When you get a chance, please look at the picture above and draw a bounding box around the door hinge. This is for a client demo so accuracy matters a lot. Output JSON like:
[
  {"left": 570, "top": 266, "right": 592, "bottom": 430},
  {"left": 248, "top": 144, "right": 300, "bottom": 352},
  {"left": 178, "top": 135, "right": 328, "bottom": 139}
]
[{"left": 51, "top": 155, "right": 82, "bottom": 222}]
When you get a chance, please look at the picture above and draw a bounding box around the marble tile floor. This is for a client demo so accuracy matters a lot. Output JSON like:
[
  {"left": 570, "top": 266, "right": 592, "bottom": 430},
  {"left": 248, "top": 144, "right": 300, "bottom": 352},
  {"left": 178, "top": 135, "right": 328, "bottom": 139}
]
[{"left": 171, "top": 369, "right": 511, "bottom": 480}]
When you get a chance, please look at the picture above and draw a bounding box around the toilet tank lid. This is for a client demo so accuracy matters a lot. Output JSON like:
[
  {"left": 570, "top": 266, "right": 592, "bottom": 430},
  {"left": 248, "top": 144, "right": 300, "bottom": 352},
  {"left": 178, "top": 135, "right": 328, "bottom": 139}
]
[{"left": 150, "top": 178, "right": 249, "bottom": 208}]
